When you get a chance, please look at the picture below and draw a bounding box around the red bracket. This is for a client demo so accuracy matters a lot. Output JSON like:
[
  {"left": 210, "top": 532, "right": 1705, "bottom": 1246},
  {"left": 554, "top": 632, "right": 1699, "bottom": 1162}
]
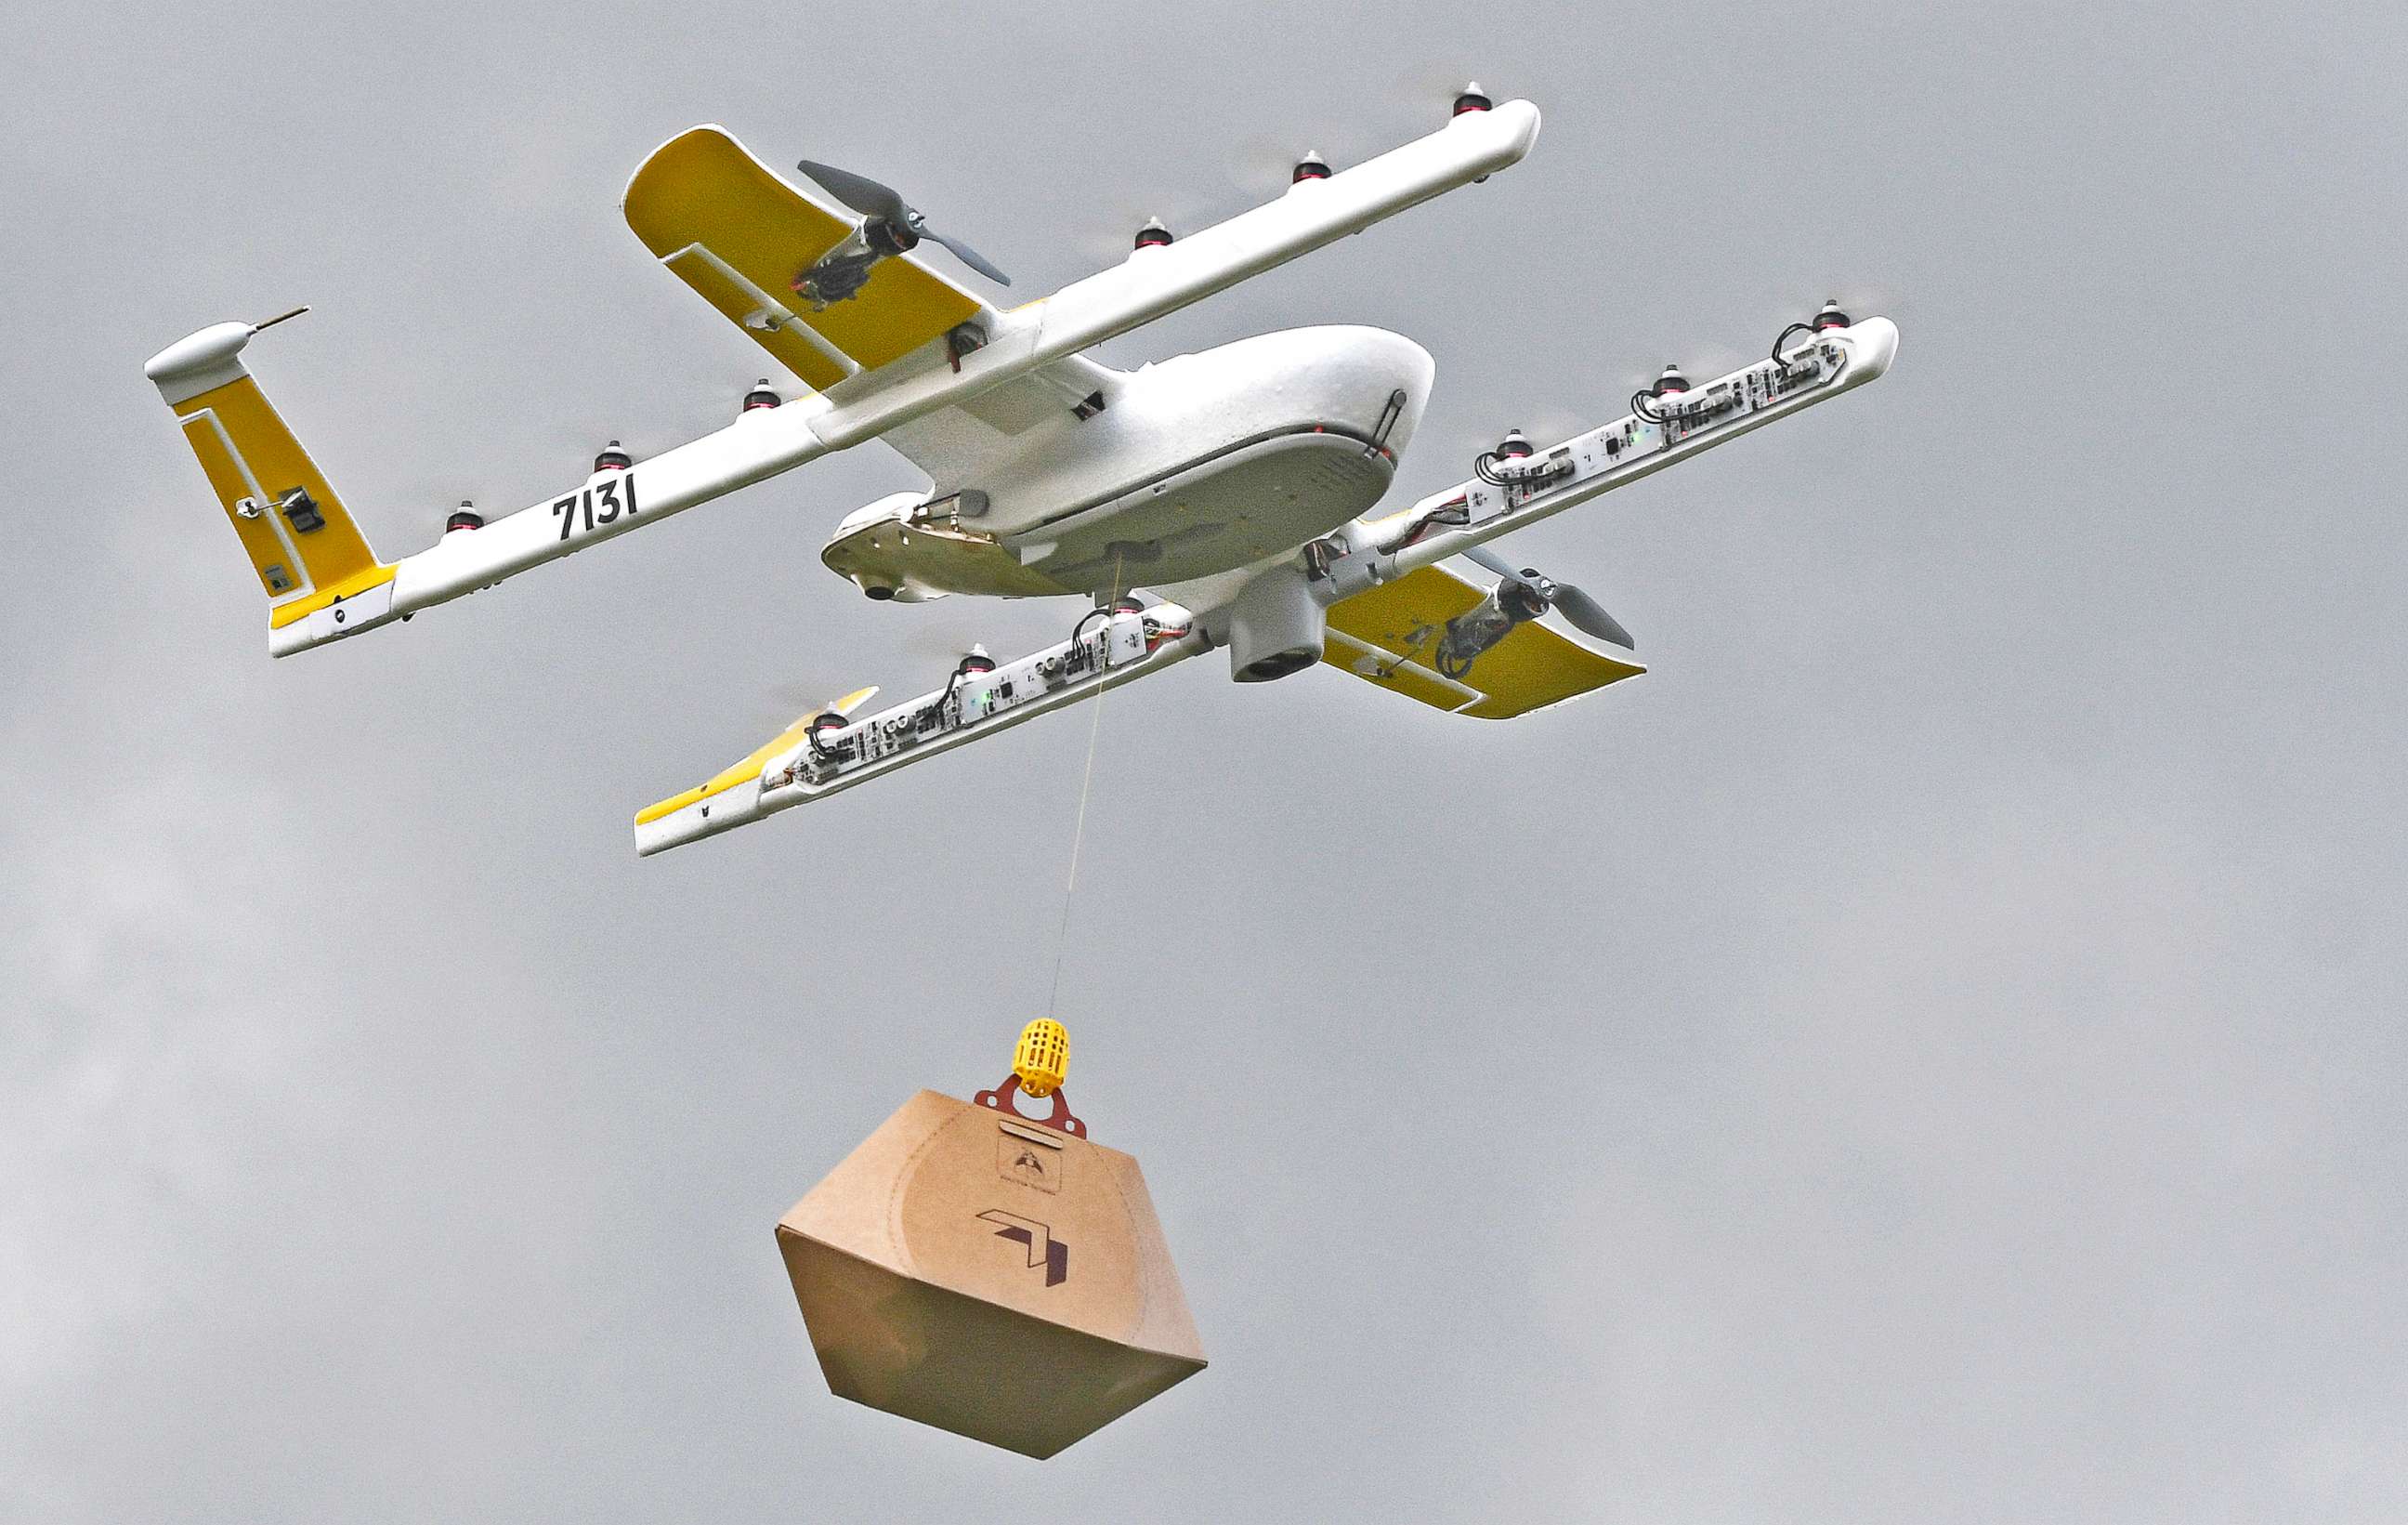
[{"left": 973, "top": 1073, "right": 1087, "bottom": 1138}]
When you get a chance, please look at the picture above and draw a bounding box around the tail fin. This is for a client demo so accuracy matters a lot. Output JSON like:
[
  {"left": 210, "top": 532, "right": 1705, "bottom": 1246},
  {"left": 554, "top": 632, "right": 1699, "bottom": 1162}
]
[{"left": 145, "top": 315, "right": 389, "bottom": 624}]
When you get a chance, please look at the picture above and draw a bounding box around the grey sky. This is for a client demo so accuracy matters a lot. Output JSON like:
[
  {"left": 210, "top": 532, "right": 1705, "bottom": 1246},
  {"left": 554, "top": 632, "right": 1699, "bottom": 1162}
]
[{"left": 6, "top": 1, "right": 2405, "bottom": 1518}]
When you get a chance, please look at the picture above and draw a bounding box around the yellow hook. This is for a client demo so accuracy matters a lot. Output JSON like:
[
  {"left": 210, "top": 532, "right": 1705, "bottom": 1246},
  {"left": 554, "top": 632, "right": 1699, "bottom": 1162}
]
[{"left": 1013, "top": 1019, "right": 1069, "bottom": 1098}]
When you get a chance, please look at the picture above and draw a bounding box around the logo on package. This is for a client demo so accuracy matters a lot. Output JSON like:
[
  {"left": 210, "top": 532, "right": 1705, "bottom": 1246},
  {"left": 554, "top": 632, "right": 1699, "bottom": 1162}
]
[
  {"left": 976, "top": 1209, "right": 1069, "bottom": 1287},
  {"left": 997, "top": 1123, "right": 1064, "bottom": 1193}
]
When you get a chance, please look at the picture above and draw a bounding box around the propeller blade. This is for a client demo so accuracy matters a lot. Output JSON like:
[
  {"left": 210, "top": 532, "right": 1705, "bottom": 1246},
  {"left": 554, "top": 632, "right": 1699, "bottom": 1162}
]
[
  {"left": 1460, "top": 544, "right": 1634, "bottom": 650},
  {"left": 794, "top": 160, "right": 1012, "bottom": 286},
  {"left": 1460, "top": 543, "right": 1532, "bottom": 585},
  {"left": 769, "top": 683, "right": 882, "bottom": 732},
  {"left": 794, "top": 160, "right": 910, "bottom": 224},
  {"left": 1548, "top": 585, "right": 1636, "bottom": 651},
  {"left": 921, "top": 228, "right": 1012, "bottom": 286}
]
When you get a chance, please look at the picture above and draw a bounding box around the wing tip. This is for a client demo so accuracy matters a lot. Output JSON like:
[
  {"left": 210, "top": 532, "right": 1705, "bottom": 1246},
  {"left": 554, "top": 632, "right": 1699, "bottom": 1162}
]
[{"left": 622, "top": 122, "right": 748, "bottom": 209}]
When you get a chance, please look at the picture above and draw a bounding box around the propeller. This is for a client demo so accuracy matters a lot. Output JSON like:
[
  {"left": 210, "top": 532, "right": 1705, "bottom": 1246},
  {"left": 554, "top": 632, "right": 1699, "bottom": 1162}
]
[
  {"left": 1068, "top": 180, "right": 1217, "bottom": 270},
  {"left": 794, "top": 160, "right": 1012, "bottom": 286},
  {"left": 1214, "top": 71, "right": 1503, "bottom": 200},
  {"left": 804, "top": 685, "right": 880, "bottom": 725},
  {"left": 1459, "top": 544, "right": 1635, "bottom": 651},
  {"left": 1375, "top": 61, "right": 1498, "bottom": 136},
  {"left": 758, "top": 681, "right": 880, "bottom": 736}
]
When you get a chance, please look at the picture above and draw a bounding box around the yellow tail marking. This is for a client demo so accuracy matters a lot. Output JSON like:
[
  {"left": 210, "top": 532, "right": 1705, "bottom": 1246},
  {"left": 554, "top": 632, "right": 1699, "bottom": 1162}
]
[
  {"left": 174, "top": 375, "right": 385, "bottom": 604},
  {"left": 265, "top": 563, "right": 399, "bottom": 629}
]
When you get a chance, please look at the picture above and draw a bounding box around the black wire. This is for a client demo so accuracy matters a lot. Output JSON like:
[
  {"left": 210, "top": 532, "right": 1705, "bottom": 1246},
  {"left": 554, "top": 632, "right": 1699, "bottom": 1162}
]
[
  {"left": 1771, "top": 322, "right": 1816, "bottom": 369},
  {"left": 1477, "top": 449, "right": 1577, "bottom": 489},
  {"left": 937, "top": 664, "right": 968, "bottom": 716},
  {"left": 1397, "top": 499, "right": 1470, "bottom": 549}
]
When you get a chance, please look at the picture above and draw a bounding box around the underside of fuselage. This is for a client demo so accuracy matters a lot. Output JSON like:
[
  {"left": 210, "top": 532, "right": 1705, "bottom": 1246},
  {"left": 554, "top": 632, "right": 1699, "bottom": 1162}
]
[{"left": 820, "top": 325, "right": 1434, "bottom": 599}]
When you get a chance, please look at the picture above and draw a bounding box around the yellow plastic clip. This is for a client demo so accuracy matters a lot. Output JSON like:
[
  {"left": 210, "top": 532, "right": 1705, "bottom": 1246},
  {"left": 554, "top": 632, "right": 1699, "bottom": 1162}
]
[{"left": 1013, "top": 1019, "right": 1069, "bottom": 1098}]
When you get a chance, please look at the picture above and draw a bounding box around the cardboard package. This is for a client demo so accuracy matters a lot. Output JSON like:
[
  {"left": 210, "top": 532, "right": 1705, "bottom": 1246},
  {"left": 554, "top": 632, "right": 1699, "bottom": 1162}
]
[{"left": 777, "top": 1085, "right": 1206, "bottom": 1458}]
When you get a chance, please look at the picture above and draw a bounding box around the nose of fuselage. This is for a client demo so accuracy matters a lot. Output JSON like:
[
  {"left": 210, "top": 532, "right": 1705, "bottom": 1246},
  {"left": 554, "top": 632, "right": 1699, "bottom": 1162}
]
[
  {"left": 1357, "top": 328, "right": 1436, "bottom": 457},
  {"left": 1265, "top": 325, "right": 1436, "bottom": 458}
]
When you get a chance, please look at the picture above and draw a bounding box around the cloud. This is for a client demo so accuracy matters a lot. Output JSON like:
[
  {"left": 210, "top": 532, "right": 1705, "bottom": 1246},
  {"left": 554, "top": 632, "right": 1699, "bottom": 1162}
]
[{"left": 7, "top": 1, "right": 2408, "bottom": 1518}]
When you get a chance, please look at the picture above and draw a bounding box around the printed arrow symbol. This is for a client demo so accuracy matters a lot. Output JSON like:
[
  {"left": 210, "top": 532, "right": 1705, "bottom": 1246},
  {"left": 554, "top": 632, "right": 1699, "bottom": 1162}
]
[{"left": 977, "top": 1209, "right": 1069, "bottom": 1286}]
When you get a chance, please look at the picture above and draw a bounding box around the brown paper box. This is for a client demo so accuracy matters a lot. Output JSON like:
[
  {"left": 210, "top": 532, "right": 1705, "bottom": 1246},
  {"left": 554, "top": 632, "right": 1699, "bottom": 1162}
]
[{"left": 777, "top": 1089, "right": 1207, "bottom": 1458}]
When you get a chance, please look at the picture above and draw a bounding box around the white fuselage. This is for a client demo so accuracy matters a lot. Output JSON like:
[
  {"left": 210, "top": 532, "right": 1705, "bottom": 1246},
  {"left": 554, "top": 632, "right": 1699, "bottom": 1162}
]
[{"left": 821, "top": 325, "right": 1433, "bottom": 600}]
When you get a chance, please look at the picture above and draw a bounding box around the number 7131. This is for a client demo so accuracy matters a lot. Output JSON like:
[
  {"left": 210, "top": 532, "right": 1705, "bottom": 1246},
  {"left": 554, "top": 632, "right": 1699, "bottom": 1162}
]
[{"left": 553, "top": 473, "right": 639, "bottom": 540}]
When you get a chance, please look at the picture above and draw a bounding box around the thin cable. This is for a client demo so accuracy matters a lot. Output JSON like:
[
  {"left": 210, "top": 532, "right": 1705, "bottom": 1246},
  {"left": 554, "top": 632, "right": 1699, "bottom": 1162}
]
[
  {"left": 1044, "top": 672, "right": 1109, "bottom": 1012},
  {"left": 1045, "top": 552, "right": 1123, "bottom": 1016}
]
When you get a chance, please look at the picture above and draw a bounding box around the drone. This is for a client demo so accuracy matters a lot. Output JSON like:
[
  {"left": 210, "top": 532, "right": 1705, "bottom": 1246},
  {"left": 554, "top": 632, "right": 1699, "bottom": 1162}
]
[{"left": 144, "top": 86, "right": 1897, "bottom": 855}]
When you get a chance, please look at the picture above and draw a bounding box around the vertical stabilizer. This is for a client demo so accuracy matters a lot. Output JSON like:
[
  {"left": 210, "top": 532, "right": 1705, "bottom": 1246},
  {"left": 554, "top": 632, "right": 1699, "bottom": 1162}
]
[{"left": 145, "top": 316, "right": 388, "bottom": 624}]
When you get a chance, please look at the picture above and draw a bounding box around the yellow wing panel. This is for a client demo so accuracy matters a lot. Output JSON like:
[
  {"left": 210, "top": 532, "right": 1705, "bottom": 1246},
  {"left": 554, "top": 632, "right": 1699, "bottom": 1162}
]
[
  {"left": 634, "top": 688, "right": 877, "bottom": 827},
  {"left": 1325, "top": 631, "right": 1480, "bottom": 710},
  {"left": 1324, "top": 563, "right": 1643, "bottom": 720},
  {"left": 624, "top": 126, "right": 984, "bottom": 388}
]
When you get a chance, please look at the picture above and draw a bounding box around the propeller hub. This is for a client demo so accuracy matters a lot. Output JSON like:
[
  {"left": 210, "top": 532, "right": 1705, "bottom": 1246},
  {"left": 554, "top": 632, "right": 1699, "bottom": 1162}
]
[
  {"left": 1498, "top": 579, "right": 1550, "bottom": 624},
  {"left": 864, "top": 217, "right": 919, "bottom": 258},
  {"left": 1460, "top": 541, "right": 1637, "bottom": 651},
  {"left": 793, "top": 158, "right": 1013, "bottom": 287}
]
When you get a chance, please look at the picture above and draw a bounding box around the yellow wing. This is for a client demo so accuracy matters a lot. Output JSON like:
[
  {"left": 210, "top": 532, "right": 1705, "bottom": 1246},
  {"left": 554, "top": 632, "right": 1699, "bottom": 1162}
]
[
  {"left": 634, "top": 687, "right": 879, "bottom": 828},
  {"left": 623, "top": 126, "right": 986, "bottom": 392},
  {"left": 1323, "top": 563, "right": 1643, "bottom": 719}
]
